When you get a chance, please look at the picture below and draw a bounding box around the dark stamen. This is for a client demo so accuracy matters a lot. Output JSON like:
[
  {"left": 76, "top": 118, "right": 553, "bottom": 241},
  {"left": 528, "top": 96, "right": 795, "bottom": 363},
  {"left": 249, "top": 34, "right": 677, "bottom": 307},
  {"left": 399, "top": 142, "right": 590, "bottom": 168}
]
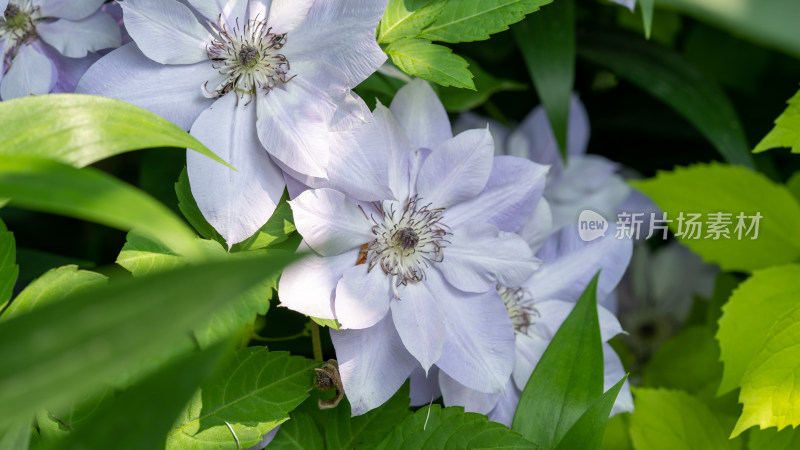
[
  {"left": 238, "top": 44, "right": 259, "bottom": 67},
  {"left": 4, "top": 4, "right": 20, "bottom": 20},
  {"left": 395, "top": 227, "right": 419, "bottom": 250}
]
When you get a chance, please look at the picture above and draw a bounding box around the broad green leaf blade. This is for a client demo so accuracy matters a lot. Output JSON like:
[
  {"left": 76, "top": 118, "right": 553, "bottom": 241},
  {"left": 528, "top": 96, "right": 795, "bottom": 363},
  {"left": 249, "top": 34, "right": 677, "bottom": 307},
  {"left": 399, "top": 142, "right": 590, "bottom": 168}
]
[
  {"left": 0, "top": 94, "right": 230, "bottom": 169},
  {"left": 325, "top": 383, "right": 412, "bottom": 449},
  {"left": 717, "top": 265, "right": 800, "bottom": 395},
  {"left": 57, "top": 344, "right": 227, "bottom": 450},
  {"left": 167, "top": 348, "right": 318, "bottom": 449},
  {"left": 36, "top": 390, "right": 112, "bottom": 445},
  {"left": 386, "top": 38, "right": 475, "bottom": 89},
  {"left": 0, "top": 156, "right": 203, "bottom": 261},
  {"left": 512, "top": 274, "right": 604, "bottom": 448},
  {"left": 748, "top": 427, "right": 800, "bottom": 450},
  {"left": 378, "top": 0, "right": 447, "bottom": 43},
  {"left": 732, "top": 304, "right": 800, "bottom": 436},
  {"left": 0, "top": 218, "right": 18, "bottom": 310},
  {"left": 268, "top": 411, "right": 323, "bottom": 449},
  {"left": 116, "top": 230, "right": 227, "bottom": 277},
  {"left": 642, "top": 326, "right": 721, "bottom": 394},
  {"left": 579, "top": 30, "right": 754, "bottom": 168},
  {"left": 512, "top": 0, "right": 575, "bottom": 157},
  {"left": 231, "top": 191, "right": 296, "bottom": 252},
  {"left": 1, "top": 265, "right": 106, "bottom": 321},
  {"left": 0, "top": 252, "right": 295, "bottom": 425},
  {"left": 175, "top": 167, "right": 227, "bottom": 247},
  {"left": 555, "top": 375, "right": 629, "bottom": 450},
  {"left": 419, "top": 0, "right": 554, "bottom": 43},
  {"left": 0, "top": 417, "right": 30, "bottom": 450},
  {"left": 600, "top": 414, "right": 633, "bottom": 450},
  {"left": 374, "top": 405, "right": 537, "bottom": 449},
  {"left": 629, "top": 389, "right": 737, "bottom": 450},
  {"left": 640, "top": 0, "right": 654, "bottom": 39},
  {"left": 753, "top": 89, "right": 800, "bottom": 154},
  {"left": 631, "top": 163, "right": 800, "bottom": 272},
  {"left": 438, "top": 57, "right": 526, "bottom": 113}
]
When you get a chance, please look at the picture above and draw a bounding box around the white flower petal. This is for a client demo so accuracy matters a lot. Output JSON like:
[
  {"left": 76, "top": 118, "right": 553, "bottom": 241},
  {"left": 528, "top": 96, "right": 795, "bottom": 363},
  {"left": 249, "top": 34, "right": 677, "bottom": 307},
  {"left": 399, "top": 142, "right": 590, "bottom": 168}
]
[
  {"left": 259, "top": 0, "right": 313, "bottom": 35},
  {"left": 187, "top": 0, "right": 247, "bottom": 24},
  {"left": 604, "top": 343, "right": 633, "bottom": 415},
  {"left": 38, "top": 12, "right": 121, "bottom": 58},
  {"left": 389, "top": 79, "right": 452, "bottom": 150},
  {"left": 330, "top": 313, "right": 418, "bottom": 416},
  {"left": 1, "top": 45, "right": 53, "bottom": 100},
  {"left": 488, "top": 380, "right": 521, "bottom": 427},
  {"left": 282, "top": 0, "right": 387, "bottom": 85},
  {"left": 438, "top": 223, "right": 539, "bottom": 293},
  {"left": 512, "top": 332, "right": 549, "bottom": 389},
  {"left": 374, "top": 103, "right": 412, "bottom": 200},
  {"left": 289, "top": 188, "right": 373, "bottom": 256},
  {"left": 76, "top": 43, "right": 217, "bottom": 129},
  {"left": 39, "top": 44, "right": 99, "bottom": 93},
  {"left": 453, "top": 112, "right": 508, "bottom": 157},
  {"left": 0, "top": 40, "right": 6, "bottom": 85},
  {"left": 517, "top": 198, "right": 553, "bottom": 253},
  {"left": 121, "top": 0, "right": 212, "bottom": 64},
  {"left": 444, "top": 156, "right": 549, "bottom": 232},
  {"left": 527, "top": 300, "right": 624, "bottom": 343},
  {"left": 278, "top": 242, "right": 355, "bottom": 320},
  {"left": 391, "top": 281, "right": 446, "bottom": 372},
  {"left": 610, "top": 0, "right": 636, "bottom": 11},
  {"left": 439, "top": 370, "right": 501, "bottom": 415},
  {"left": 335, "top": 265, "right": 392, "bottom": 329},
  {"left": 187, "top": 94, "right": 285, "bottom": 245},
  {"left": 409, "top": 365, "right": 441, "bottom": 406},
  {"left": 416, "top": 128, "right": 494, "bottom": 208},
  {"left": 35, "top": 0, "right": 105, "bottom": 20}
]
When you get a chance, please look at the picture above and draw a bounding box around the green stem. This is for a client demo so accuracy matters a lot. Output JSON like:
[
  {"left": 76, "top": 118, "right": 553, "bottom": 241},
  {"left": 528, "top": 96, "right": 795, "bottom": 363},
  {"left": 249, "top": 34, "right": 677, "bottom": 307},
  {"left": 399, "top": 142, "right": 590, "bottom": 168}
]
[
  {"left": 310, "top": 320, "right": 323, "bottom": 361},
  {"left": 250, "top": 331, "right": 309, "bottom": 343}
]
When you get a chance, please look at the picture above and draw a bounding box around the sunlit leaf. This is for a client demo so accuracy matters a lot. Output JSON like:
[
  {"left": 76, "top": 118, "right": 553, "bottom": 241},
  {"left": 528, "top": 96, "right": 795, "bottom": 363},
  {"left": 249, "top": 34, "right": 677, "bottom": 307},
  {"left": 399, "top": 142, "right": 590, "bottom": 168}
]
[
  {"left": 378, "top": 0, "right": 447, "bottom": 43},
  {"left": 754, "top": 88, "right": 800, "bottom": 154},
  {"left": 386, "top": 38, "right": 475, "bottom": 89},
  {"left": 419, "top": 0, "right": 553, "bottom": 43},
  {"left": 1, "top": 265, "right": 106, "bottom": 321}
]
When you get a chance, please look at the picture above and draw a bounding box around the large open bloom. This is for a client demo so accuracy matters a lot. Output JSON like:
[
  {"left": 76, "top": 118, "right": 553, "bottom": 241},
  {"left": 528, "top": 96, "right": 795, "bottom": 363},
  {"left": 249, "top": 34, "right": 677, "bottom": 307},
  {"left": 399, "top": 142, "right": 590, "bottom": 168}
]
[
  {"left": 279, "top": 79, "right": 549, "bottom": 415},
  {"left": 78, "top": 0, "right": 387, "bottom": 245},
  {"left": 0, "top": 0, "right": 120, "bottom": 99}
]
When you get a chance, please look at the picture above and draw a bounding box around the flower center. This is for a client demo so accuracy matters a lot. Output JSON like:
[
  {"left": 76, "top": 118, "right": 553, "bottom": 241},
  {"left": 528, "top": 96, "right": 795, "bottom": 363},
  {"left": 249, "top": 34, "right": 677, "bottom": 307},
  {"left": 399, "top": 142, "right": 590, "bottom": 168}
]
[
  {"left": 204, "top": 17, "right": 293, "bottom": 101},
  {"left": 362, "top": 196, "right": 449, "bottom": 291},
  {"left": 0, "top": 1, "right": 39, "bottom": 57},
  {"left": 498, "top": 285, "right": 538, "bottom": 334}
]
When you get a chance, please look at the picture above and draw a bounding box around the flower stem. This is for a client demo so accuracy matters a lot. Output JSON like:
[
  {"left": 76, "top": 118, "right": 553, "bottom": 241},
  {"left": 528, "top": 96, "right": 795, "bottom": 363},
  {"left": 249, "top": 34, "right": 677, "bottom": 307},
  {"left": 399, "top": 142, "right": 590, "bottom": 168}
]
[{"left": 310, "top": 320, "right": 323, "bottom": 361}]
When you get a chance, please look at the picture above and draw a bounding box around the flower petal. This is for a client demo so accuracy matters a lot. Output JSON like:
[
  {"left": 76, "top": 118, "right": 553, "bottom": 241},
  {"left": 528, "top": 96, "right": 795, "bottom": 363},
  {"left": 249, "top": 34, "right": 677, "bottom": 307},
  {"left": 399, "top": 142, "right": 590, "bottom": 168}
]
[
  {"left": 391, "top": 281, "right": 446, "bottom": 373},
  {"left": 389, "top": 79, "right": 452, "bottom": 150},
  {"left": 282, "top": 0, "right": 387, "bottom": 85},
  {"left": 35, "top": 0, "right": 105, "bottom": 20},
  {"left": 289, "top": 188, "right": 373, "bottom": 256},
  {"left": 278, "top": 242, "right": 355, "bottom": 320},
  {"left": 516, "top": 198, "right": 553, "bottom": 253},
  {"left": 511, "top": 332, "right": 549, "bottom": 389},
  {"left": 187, "top": 0, "right": 248, "bottom": 24},
  {"left": 1, "top": 45, "right": 53, "bottom": 100},
  {"left": 604, "top": 342, "right": 634, "bottom": 415},
  {"left": 409, "top": 365, "right": 441, "bottom": 406},
  {"left": 76, "top": 43, "right": 217, "bottom": 129},
  {"left": 438, "top": 223, "right": 539, "bottom": 293},
  {"left": 453, "top": 112, "right": 508, "bottom": 157},
  {"left": 610, "top": 0, "right": 636, "bottom": 11},
  {"left": 416, "top": 128, "right": 494, "bottom": 208},
  {"left": 444, "top": 156, "right": 549, "bottom": 232},
  {"left": 186, "top": 94, "right": 285, "bottom": 245},
  {"left": 374, "top": 102, "right": 412, "bottom": 200},
  {"left": 525, "top": 224, "right": 633, "bottom": 304},
  {"left": 38, "top": 12, "right": 121, "bottom": 58},
  {"left": 439, "top": 370, "right": 501, "bottom": 415},
  {"left": 488, "top": 380, "right": 521, "bottom": 427},
  {"left": 335, "top": 265, "right": 392, "bottom": 329},
  {"left": 330, "top": 313, "right": 418, "bottom": 416},
  {"left": 38, "top": 44, "right": 99, "bottom": 93},
  {"left": 526, "top": 300, "right": 624, "bottom": 344},
  {"left": 255, "top": 0, "right": 314, "bottom": 35},
  {"left": 121, "top": 0, "right": 211, "bottom": 64},
  {"left": 432, "top": 271, "right": 515, "bottom": 394}
]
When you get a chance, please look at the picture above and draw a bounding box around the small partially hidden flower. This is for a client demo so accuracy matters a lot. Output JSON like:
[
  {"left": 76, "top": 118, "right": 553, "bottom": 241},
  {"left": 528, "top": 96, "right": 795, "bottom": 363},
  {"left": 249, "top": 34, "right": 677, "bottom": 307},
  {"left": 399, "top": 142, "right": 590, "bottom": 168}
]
[{"left": 0, "top": 0, "right": 121, "bottom": 99}]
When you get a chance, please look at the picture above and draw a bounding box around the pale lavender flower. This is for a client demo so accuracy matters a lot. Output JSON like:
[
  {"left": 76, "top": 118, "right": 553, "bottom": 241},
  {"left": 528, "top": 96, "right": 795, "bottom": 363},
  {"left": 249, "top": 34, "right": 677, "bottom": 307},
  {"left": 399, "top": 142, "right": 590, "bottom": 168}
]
[
  {"left": 279, "top": 79, "right": 549, "bottom": 415},
  {"left": 0, "top": 0, "right": 120, "bottom": 99},
  {"left": 77, "top": 0, "right": 387, "bottom": 245},
  {"left": 611, "top": 0, "right": 636, "bottom": 11}
]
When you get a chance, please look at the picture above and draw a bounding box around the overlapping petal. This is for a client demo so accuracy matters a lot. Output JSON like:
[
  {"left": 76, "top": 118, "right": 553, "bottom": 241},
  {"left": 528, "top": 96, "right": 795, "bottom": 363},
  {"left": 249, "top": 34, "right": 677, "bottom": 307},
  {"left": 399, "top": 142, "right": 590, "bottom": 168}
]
[
  {"left": 289, "top": 188, "right": 373, "bottom": 256},
  {"left": 38, "top": 11, "right": 121, "bottom": 58},
  {"left": 35, "top": 0, "right": 105, "bottom": 20},
  {"left": 440, "top": 371, "right": 501, "bottom": 415},
  {"left": 392, "top": 281, "right": 446, "bottom": 372},
  {"left": 335, "top": 265, "right": 392, "bottom": 329},
  {"left": 187, "top": 0, "right": 248, "bottom": 25},
  {"left": 0, "top": 45, "right": 53, "bottom": 100},
  {"left": 390, "top": 79, "right": 452, "bottom": 150}
]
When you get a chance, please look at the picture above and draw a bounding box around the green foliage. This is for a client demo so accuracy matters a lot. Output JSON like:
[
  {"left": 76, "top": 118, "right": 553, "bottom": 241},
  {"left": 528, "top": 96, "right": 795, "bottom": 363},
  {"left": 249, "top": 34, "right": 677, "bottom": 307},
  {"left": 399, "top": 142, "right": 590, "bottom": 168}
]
[
  {"left": 631, "top": 163, "right": 800, "bottom": 272},
  {"left": 175, "top": 167, "right": 227, "bottom": 247},
  {"left": 555, "top": 376, "right": 628, "bottom": 450},
  {"left": 385, "top": 38, "right": 475, "bottom": 89},
  {"left": 629, "top": 389, "right": 739, "bottom": 450},
  {"left": 419, "top": 0, "right": 553, "bottom": 43},
  {"left": 166, "top": 348, "right": 318, "bottom": 449},
  {"left": 579, "top": 31, "right": 754, "bottom": 168},
  {"left": 512, "top": 0, "right": 575, "bottom": 158},
  {"left": 232, "top": 190, "right": 296, "bottom": 252},
  {"left": 754, "top": 89, "right": 800, "bottom": 154},
  {"left": 269, "top": 411, "right": 322, "bottom": 449},
  {"left": 0, "top": 94, "right": 229, "bottom": 169},
  {"left": 378, "top": 0, "right": 448, "bottom": 43},
  {"left": 438, "top": 58, "right": 526, "bottom": 113},
  {"left": 0, "top": 252, "right": 294, "bottom": 425},
  {"left": 639, "top": 0, "right": 655, "bottom": 39},
  {"left": 748, "top": 427, "right": 800, "bottom": 450},
  {"left": 0, "top": 418, "right": 30, "bottom": 450},
  {"left": 325, "top": 383, "right": 412, "bottom": 449},
  {"left": 36, "top": 390, "right": 112, "bottom": 445},
  {"left": 642, "top": 326, "right": 721, "bottom": 394},
  {"left": 1, "top": 265, "right": 107, "bottom": 320},
  {"left": 0, "top": 218, "right": 18, "bottom": 310}
]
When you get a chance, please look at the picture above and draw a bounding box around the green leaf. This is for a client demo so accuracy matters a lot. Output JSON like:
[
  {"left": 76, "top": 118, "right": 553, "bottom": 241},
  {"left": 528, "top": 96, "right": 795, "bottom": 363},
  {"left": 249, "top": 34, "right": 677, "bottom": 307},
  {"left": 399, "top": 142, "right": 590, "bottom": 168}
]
[
  {"left": 2, "top": 265, "right": 106, "bottom": 320},
  {"left": 0, "top": 252, "right": 295, "bottom": 425},
  {"left": 717, "top": 265, "right": 800, "bottom": 395},
  {"left": 748, "top": 427, "right": 800, "bottom": 450},
  {"left": 642, "top": 326, "right": 722, "bottom": 394},
  {"left": 378, "top": 0, "right": 447, "bottom": 43},
  {"left": 438, "top": 57, "right": 526, "bottom": 113},
  {"left": 631, "top": 163, "right": 800, "bottom": 272},
  {"left": 0, "top": 417, "right": 31, "bottom": 450},
  {"left": 36, "top": 390, "right": 112, "bottom": 445},
  {"left": 0, "top": 155, "right": 204, "bottom": 261},
  {"left": 167, "top": 348, "right": 318, "bottom": 449},
  {"left": 0, "top": 218, "right": 18, "bottom": 310},
  {"left": 786, "top": 172, "right": 800, "bottom": 203},
  {"left": 629, "top": 389, "right": 737, "bottom": 450},
  {"left": 512, "top": 0, "right": 575, "bottom": 158},
  {"left": 374, "top": 404, "right": 536, "bottom": 449},
  {"left": 268, "top": 411, "right": 323, "bottom": 449},
  {"left": 58, "top": 344, "right": 228, "bottom": 450},
  {"left": 579, "top": 30, "right": 754, "bottom": 168},
  {"left": 732, "top": 303, "right": 800, "bottom": 436},
  {"left": 754, "top": 89, "right": 800, "bottom": 154},
  {"left": 0, "top": 94, "right": 230, "bottom": 169},
  {"left": 419, "top": 0, "right": 554, "bottom": 43},
  {"left": 116, "top": 230, "right": 227, "bottom": 277},
  {"left": 512, "top": 274, "right": 604, "bottom": 448},
  {"left": 386, "top": 38, "right": 475, "bottom": 89},
  {"left": 175, "top": 167, "right": 227, "bottom": 247},
  {"left": 325, "top": 382, "right": 412, "bottom": 449},
  {"left": 231, "top": 191, "right": 296, "bottom": 252},
  {"left": 555, "top": 375, "right": 629, "bottom": 450},
  {"left": 310, "top": 316, "right": 341, "bottom": 331},
  {"left": 639, "top": 0, "right": 654, "bottom": 39},
  {"left": 600, "top": 414, "right": 633, "bottom": 450}
]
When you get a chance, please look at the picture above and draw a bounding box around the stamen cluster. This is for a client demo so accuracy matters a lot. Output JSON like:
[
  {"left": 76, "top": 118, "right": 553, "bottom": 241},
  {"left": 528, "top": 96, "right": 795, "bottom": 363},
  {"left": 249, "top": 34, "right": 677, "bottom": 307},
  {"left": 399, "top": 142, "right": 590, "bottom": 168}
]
[
  {"left": 0, "top": 0, "right": 39, "bottom": 62},
  {"left": 498, "top": 286, "right": 538, "bottom": 334}
]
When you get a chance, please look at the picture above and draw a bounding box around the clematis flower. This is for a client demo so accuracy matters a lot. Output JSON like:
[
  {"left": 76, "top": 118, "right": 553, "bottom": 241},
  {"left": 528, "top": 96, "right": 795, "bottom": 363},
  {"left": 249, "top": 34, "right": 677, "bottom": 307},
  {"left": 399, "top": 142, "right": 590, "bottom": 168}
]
[
  {"left": 77, "top": 0, "right": 387, "bottom": 245},
  {"left": 424, "top": 224, "right": 634, "bottom": 426},
  {"left": 279, "top": 79, "right": 549, "bottom": 415},
  {"left": 0, "top": 0, "right": 121, "bottom": 99},
  {"left": 611, "top": 0, "right": 636, "bottom": 11}
]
